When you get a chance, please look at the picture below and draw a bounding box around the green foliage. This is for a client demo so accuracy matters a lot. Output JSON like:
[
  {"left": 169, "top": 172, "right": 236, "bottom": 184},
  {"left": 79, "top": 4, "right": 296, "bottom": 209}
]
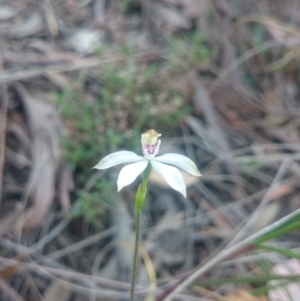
[
  {"left": 257, "top": 244, "right": 300, "bottom": 260},
  {"left": 93, "top": 44, "right": 107, "bottom": 56},
  {"left": 196, "top": 274, "right": 300, "bottom": 287},
  {"left": 70, "top": 180, "right": 114, "bottom": 229},
  {"left": 251, "top": 23, "right": 266, "bottom": 46},
  {"left": 239, "top": 160, "right": 262, "bottom": 172},
  {"left": 250, "top": 212, "right": 300, "bottom": 296},
  {"left": 168, "top": 32, "right": 211, "bottom": 69},
  {"left": 254, "top": 211, "right": 300, "bottom": 245},
  {"left": 56, "top": 44, "right": 194, "bottom": 227}
]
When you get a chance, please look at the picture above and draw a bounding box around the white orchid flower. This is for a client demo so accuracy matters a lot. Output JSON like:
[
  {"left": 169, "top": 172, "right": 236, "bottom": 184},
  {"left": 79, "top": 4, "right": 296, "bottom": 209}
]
[{"left": 93, "top": 129, "right": 202, "bottom": 197}]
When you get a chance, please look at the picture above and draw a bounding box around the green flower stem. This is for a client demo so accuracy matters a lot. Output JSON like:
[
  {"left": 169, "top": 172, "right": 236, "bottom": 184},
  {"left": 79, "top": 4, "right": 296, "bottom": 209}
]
[
  {"left": 130, "top": 207, "right": 141, "bottom": 301},
  {"left": 130, "top": 163, "right": 151, "bottom": 301}
]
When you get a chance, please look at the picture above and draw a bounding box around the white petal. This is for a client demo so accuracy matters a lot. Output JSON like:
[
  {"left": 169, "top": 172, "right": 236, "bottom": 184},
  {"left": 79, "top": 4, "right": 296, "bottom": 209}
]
[
  {"left": 155, "top": 153, "right": 201, "bottom": 176},
  {"left": 150, "top": 160, "right": 187, "bottom": 197},
  {"left": 117, "top": 160, "right": 149, "bottom": 191},
  {"left": 93, "top": 151, "right": 144, "bottom": 170}
]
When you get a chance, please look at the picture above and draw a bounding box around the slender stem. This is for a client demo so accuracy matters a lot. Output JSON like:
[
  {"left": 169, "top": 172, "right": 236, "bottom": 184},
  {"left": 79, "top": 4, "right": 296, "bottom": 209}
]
[
  {"left": 130, "top": 163, "right": 151, "bottom": 301},
  {"left": 130, "top": 207, "right": 141, "bottom": 301}
]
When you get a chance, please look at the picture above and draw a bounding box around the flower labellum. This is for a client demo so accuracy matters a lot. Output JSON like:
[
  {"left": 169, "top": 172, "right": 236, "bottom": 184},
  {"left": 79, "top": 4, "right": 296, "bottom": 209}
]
[
  {"left": 141, "top": 129, "right": 161, "bottom": 159},
  {"left": 93, "top": 129, "right": 202, "bottom": 197}
]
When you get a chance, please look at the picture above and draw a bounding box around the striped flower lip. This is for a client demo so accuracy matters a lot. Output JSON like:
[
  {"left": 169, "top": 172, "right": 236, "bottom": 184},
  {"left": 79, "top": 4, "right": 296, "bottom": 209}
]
[{"left": 93, "top": 129, "right": 202, "bottom": 197}]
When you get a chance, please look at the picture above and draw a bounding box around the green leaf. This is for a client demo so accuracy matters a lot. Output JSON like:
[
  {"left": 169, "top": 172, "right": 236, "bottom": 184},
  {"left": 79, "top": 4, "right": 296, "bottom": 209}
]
[
  {"left": 195, "top": 274, "right": 300, "bottom": 287},
  {"left": 256, "top": 244, "right": 300, "bottom": 259}
]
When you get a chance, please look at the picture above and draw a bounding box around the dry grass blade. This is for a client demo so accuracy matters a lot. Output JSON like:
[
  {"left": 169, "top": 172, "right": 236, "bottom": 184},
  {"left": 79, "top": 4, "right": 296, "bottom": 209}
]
[
  {"left": 0, "top": 277, "right": 25, "bottom": 301},
  {"left": 228, "top": 157, "right": 292, "bottom": 246},
  {"left": 0, "top": 39, "right": 9, "bottom": 206},
  {"left": 57, "top": 163, "right": 73, "bottom": 214},
  {"left": 221, "top": 39, "right": 244, "bottom": 85},
  {"left": 246, "top": 15, "right": 300, "bottom": 48},
  {"left": 1, "top": 0, "right": 300, "bottom": 300},
  {"left": 0, "top": 256, "right": 207, "bottom": 301},
  {"left": 193, "top": 77, "right": 237, "bottom": 175},
  {"left": 0, "top": 57, "right": 106, "bottom": 83},
  {"left": 0, "top": 51, "right": 162, "bottom": 84},
  {"left": 48, "top": 227, "right": 115, "bottom": 260},
  {"left": 0, "top": 86, "right": 8, "bottom": 207},
  {"left": 159, "top": 208, "right": 300, "bottom": 301},
  {"left": 200, "top": 199, "right": 234, "bottom": 230}
]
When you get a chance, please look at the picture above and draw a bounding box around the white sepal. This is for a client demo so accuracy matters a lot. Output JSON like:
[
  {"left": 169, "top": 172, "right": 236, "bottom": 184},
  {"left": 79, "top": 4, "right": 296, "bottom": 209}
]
[
  {"left": 93, "top": 151, "right": 144, "bottom": 170},
  {"left": 117, "top": 160, "right": 148, "bottom": 191},
  {"left": 150, "top": 160, "right": 187, "bottom": 197},
  {"left": 155, "top": 153, "right": 201, "bottom": 176}
]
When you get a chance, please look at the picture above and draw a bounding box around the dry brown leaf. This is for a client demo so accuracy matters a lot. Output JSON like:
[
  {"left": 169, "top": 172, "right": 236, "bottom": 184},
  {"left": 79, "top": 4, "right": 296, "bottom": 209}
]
[
  {"left": 0, "top": 204, "right": 24, "bottom": 237},
  {"left": 6, "top": 122, "right": 31, "bottom": 156},
  {"left": 6, "top": 13, "right": 44, "bottom": 38},
  {"left": 210, "top": 86, "right": 265, "bottom": 129},
  {"left": 43, "top": 280, "right": 71, "bottom": 301},
  {"left": 42, "top": 1, "right": 58, "bottom": 37},
  {"left": 266, "top": 183, "right": 294, "bottom": 201},
  {"left": 250, "top": 203, "right": 280, "bottom": 233},
  {"left": 57, "top": 163, "right": 74, "bottom": 214},
  {"left": 151, "top": 2, "right": 191, "bottom": 32},
  {"left": 14, "top": 84, "right": 68, "bottom": 230},
  {"left": 46, "top": 73, "right": 70, "bottom": 89},
  {"left": 268, "top": 258, "right": 300, "bottom": 301},
  {"left": 263, "top": 18, "right": 300, "bottom": 48},
  {"left": 22, "top": 99, "right": 59, "bottom": 229},
  {"left": 0, "top": 254, "right": 29, "bottom": 281},
  {"left": 0, "top": 4, "right": 18, "bottom": 20},
  {"left": 225, "top": 289, "right": 268, "bottom": 301},
  {"left": 177, "top": 0, "right": 211, "bottom": 19}
]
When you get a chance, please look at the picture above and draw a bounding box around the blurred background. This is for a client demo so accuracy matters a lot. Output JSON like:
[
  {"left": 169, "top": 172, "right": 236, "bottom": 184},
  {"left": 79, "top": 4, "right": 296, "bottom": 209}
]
[{"left": 1, "top": 0, "right": 300, "bottom": 300}]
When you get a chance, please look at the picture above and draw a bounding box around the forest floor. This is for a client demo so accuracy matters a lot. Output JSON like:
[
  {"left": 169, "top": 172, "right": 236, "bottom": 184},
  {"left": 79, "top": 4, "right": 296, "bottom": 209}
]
[{"left": 1, "top": 0, "right": 300, "bottom": 300}]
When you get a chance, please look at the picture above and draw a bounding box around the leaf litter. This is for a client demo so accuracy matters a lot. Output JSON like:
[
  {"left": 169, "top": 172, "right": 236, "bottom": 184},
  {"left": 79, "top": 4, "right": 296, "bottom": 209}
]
[{"left": 0, "top": 0, "right": 300, "bottom": 300}]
